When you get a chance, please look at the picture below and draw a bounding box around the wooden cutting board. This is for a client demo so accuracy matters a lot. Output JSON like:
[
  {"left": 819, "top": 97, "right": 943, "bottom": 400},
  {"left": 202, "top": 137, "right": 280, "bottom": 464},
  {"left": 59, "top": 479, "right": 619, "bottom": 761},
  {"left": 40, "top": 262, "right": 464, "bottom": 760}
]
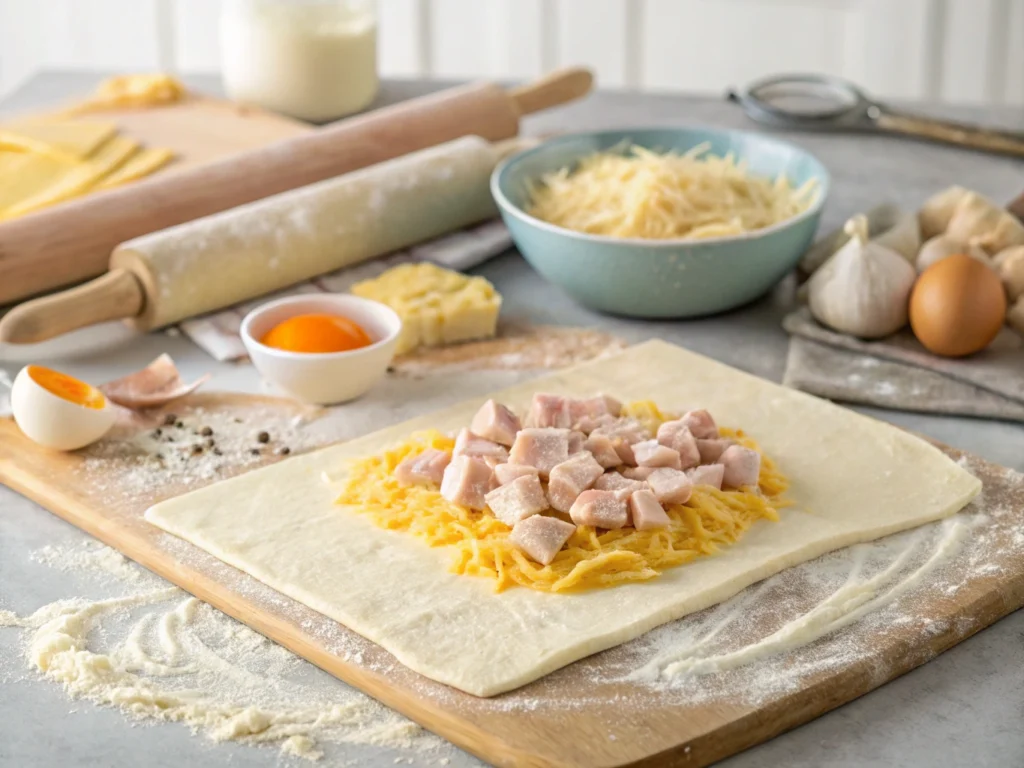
[
  {"left": 6, "top": 94, "right": 312, "bottom": 185},
  {"left": 2, "top": 393, "right": 1023, "bottom": 768}
]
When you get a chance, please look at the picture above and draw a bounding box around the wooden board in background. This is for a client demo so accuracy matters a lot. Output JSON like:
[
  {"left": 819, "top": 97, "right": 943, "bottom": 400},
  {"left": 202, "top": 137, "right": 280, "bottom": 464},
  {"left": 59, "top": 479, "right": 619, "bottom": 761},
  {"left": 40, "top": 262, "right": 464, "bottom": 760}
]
[
  {"left": 2, "top": 392, "right": 1024, "bottom": 768},
  {"left": 13, "top": 94, "right": 313, "bottom": 176}
]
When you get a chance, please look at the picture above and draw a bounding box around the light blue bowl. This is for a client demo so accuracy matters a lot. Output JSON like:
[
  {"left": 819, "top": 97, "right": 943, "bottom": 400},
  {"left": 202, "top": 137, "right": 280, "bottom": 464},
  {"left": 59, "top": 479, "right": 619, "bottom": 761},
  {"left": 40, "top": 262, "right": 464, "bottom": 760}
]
[{"left": 491, "top": 127, "right": 830, "bottom": 318}]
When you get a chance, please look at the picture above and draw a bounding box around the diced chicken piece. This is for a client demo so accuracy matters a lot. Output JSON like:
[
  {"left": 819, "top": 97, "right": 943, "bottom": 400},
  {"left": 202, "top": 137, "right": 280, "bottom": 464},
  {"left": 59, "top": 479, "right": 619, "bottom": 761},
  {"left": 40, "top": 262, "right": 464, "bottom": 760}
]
[
  {"left": 569, "top": 489, "right": 629, "bottom": 529},
  {"left": 680, "top": 409, "right": 719, "bottom": 439},
  {"left": 510, "top": 515, "right": 576, "bottom": 566},
  {"left": 622, "top": 466, "right": 656, "bottom": 481},
  {"left": 646, "top": 468, "right": 693, "bottom": 505},
  {"left": 687, "top": 463, "right": 725, "bottom": 490},
  {"left": 525, "top": 393, "right": 572, "bottom": 429},
  {"left": 592, "top": 418, "right": 650, "bottom": 465},
  {"left": 453, "top": 428, "right": 509, "bottom": 462},
  {"left": 469, "top": 399, "right": 522, "bottom": 446},
  {"left": 656, "top": 420, "right": 701, "bottom": 469},
  {"left": 574, "top": 413, "right": 617, "bottom": 435},
  {"left": 493, "top": 462, "right": 540, "bottom": 486},
  {"left": 567, "top": 430, "right": 587, "bottom": 455},
  {"left": 583, "top": 433, "right": 622, "bottom": 469},
  {"left": 547, "top": 453, "right": 604, "bottom": 512},
  {"left": 508, "top": 427, "right": 571, "bottom": 478},
  {"left": 632, "top": 439, "right": 682, "bottom": 470},
  {"left": 567, "top": 394, "right": 623, "bottom": 426},
  {"left": 394, "top": 448, "right": 451, "bottom": 486},
  {"left": 719, "top": 445, "right": 761, "bottom": 489},
  {"left": 440, "top": 455, "right": 495, "bottom": 510},
  {"left": 593, "top": 472, "right": 648, "bottom": 503},
  {"left": 629, "top": 490, "right": 672, "bottom": 531},
  {"left": 696, "top": 438, "right": 734, "bottom": 464},
  {"left": 485, "top": 475, "right": 550, "bottom": 526},
  {"left": 594, "top": 472, "right": 647, "bottom": 493}
]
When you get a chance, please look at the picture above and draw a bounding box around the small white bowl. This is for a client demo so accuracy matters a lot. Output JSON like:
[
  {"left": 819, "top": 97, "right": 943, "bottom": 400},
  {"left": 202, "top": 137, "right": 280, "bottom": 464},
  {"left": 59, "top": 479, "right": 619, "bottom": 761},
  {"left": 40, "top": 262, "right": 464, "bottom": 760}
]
[{"left": 240, "top": 294, "right": 401, "bottom": 405}]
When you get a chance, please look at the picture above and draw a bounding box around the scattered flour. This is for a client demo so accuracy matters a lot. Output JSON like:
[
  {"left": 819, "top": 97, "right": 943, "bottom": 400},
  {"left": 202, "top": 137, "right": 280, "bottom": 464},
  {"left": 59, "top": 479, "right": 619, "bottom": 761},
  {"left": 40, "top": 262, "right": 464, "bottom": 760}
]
[{"left": 0, "top": 542, "right": 443, "bottom": 763}]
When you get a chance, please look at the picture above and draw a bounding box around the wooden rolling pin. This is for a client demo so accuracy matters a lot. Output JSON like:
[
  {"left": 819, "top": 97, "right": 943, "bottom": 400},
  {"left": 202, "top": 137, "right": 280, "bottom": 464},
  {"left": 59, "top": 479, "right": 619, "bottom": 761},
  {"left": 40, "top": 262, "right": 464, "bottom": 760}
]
[
  {"left": 0, "top": 67, "right": 593, "bottom": 305},
  {"left": 0, "top": 136, "right": 529, "bottom": 344}
]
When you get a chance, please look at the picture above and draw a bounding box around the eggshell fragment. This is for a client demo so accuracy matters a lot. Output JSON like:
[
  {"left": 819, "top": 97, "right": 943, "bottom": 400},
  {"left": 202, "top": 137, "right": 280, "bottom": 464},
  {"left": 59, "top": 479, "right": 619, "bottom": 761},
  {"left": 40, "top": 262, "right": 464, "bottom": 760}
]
[
  {"left": 100, "top": 353, "right": 209, "bottom": 410},
  {"left": 909, "top": 254, "right": 1007, "bottom": 357}
]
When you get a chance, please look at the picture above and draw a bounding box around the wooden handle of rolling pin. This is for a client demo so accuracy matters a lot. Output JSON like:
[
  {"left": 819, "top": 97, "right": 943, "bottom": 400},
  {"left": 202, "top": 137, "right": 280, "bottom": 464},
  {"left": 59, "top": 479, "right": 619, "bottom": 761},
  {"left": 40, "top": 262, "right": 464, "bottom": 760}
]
[
  {"left": 509, "top": 67, "right": 593, "bottom": 116},
  {"left": 0, "top": 68, "right": 594, "bottom": 306},
  {"left": 0, "top": 270, "right": 144, "bottom": 344}
]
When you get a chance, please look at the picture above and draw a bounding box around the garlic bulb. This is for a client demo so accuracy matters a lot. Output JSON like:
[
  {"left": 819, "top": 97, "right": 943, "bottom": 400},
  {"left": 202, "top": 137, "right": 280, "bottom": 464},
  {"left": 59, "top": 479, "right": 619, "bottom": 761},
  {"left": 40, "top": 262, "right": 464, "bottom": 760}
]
[
  {"left": 799, "top": 204, "right": 916, "bottom": 276},
  {"left": 808, "top": 214, "right": 917, "bottom": 338},
  {"left": 995, "top": 245, "right": 1024, "bottom": 301},
  {"left": 873, "top": 208, "right": 920, "bottom": 262},
  {"left": 918, "top": 186, "right": 969, "bottom": 240},
  {"left": 946, "top": 191, "right": 1024, "bottom": 255},
  {"left": 1008, "top": 296, "right": 1024, "bottom": 338},
  {"left": 916, "top": 235, "right": 990, "bottom": 273}
]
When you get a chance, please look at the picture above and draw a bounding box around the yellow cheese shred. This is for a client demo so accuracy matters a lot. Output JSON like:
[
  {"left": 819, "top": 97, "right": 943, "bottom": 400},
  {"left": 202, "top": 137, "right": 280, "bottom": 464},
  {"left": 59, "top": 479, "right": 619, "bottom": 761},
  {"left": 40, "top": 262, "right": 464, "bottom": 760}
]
[
  {"left": 336, "top": 401, "right": 789, "bottom": 593},
  {"left": 527, "top": 143, "right": 818, "bottom": 240}
]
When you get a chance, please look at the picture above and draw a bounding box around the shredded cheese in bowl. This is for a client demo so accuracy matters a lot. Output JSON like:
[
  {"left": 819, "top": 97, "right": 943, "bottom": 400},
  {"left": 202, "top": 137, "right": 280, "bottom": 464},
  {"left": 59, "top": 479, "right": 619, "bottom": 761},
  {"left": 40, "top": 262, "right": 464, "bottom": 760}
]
[
  {"left": 335, "top": 400, "right": 789, "bottom": 594},
  {"left": 526, "top": 142, "right": 818, "bottom": 240}
]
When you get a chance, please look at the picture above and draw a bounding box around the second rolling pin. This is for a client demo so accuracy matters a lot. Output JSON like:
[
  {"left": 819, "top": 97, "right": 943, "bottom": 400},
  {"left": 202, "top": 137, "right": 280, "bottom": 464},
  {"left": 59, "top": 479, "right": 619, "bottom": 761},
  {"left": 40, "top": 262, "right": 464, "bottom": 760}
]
[
  {"left": 0, "top": 67, "right": 592, "bottom": 305},
  {"left": 0, "top": 136, "right": 524, "bottom": 344}
]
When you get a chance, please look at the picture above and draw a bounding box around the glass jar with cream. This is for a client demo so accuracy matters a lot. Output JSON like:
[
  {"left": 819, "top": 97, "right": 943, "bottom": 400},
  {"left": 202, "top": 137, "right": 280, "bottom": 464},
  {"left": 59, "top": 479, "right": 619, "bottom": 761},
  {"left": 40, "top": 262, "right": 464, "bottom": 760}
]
[{"left": 220, "top": 0, "right": 378, "bottom": 123}]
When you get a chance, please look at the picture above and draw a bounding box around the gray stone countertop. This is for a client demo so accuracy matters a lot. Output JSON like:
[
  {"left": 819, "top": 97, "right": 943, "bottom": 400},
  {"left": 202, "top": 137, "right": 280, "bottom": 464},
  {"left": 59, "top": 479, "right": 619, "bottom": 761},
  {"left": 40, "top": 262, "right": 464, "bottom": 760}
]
[{"left": 1, "top": 72, "right": 1023, "bottom": 768}]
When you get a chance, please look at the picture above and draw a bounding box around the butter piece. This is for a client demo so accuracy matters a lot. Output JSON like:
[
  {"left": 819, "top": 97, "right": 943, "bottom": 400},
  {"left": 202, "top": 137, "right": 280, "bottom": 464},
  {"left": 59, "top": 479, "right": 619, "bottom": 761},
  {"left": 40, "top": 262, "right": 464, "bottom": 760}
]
[{"left": 352, "top": 263, "right": 501, "bottom": 355}]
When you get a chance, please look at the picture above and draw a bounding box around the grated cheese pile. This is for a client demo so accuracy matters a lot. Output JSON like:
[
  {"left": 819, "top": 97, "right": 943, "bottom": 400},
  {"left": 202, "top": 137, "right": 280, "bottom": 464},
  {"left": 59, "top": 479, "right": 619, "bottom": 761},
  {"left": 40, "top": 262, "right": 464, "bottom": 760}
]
[
  {"left": 526, "top": 142, "right": 818, "bottom": 240},
  {"left": 335, "top": 401, "right": 789, "bottom": 593}
]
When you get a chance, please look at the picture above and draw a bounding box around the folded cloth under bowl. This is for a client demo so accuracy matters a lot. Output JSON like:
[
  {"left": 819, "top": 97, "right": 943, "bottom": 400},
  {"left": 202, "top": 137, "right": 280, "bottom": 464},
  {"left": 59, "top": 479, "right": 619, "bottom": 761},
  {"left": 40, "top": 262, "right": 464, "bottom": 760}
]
[
  {"left": 782, "top": 307, "right": 1024, "bottom": 422},
  {"left": 177, "top": 220, "right": 512, "bottom": 362}
]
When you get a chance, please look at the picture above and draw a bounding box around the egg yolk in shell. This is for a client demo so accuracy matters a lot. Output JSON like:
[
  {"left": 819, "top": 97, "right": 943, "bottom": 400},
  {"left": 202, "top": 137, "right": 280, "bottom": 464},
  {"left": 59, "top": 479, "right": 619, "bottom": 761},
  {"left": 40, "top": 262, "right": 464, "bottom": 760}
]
[
  {"left": 27, "top": 365, "right": 106, "bottom": 409},
  {"left": 261, "top": 314, "right": 373, "bottom": 354}
]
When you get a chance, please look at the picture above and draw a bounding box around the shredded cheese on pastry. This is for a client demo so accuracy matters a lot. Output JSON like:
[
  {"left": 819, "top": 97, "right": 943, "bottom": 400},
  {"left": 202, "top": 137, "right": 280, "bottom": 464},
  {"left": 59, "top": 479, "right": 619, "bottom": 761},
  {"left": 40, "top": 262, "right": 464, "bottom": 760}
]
[
  {"left": 336, "top": 401, "right": 789, "bottom": 593},
  {"left": 526, "top": 142, "right": 818, "bottom": 240}
]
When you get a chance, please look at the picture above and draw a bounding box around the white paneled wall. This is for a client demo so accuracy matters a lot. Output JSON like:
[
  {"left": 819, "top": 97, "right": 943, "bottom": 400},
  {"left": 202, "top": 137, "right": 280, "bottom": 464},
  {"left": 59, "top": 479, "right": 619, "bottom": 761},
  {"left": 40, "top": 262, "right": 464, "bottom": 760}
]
[{"left": 1, "top": 0, "right": 1022, "bottom": 105}]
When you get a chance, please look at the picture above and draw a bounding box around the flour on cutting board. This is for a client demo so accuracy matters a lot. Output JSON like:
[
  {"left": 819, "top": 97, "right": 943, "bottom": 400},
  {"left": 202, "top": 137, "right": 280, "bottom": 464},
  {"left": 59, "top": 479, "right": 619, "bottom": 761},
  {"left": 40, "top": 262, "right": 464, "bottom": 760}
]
[{"left": 0, "top": 542, "right": 440, "bottom": 763}]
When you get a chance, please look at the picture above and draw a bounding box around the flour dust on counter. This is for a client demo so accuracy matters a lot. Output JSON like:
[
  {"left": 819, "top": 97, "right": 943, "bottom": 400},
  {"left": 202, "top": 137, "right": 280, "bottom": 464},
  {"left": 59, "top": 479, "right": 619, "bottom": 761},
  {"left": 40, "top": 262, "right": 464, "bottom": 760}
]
[{"left": 0, "top": 539, "right": 444, "bottom": 764}]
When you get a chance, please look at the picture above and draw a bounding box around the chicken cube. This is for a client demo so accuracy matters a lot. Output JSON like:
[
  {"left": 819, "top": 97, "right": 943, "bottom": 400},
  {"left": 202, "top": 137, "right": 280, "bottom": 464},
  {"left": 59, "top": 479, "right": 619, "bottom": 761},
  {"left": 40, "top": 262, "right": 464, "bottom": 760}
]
[
  {"left": 687, "top": 463, "right": 725, "bottom": 490},
  {"left": 696, "top": 438, "right": 734, "bottom": 464},
  {"left": 574, "top": 413, "right": 618, "bottom": 435},
  {"left": 568, "top": 394, "right": 623, "bottom": 427},
  {"left": 394, "top": 448, "right": 451, "bottom": 486},
  {"left": 524, "top": 393, "right": 572, "bottom": 429},
  {"left": 469, "top": 399, "right": 522, "bottom": 446},
  {"left": 719, "top": 445, "right": 761, "bottom": 489},
  {"left": 632, "top": 439, "right": 682, "bottom": 470},
  {"left": 485, "top": 475, "right": 549, "bottom": 526},
  {"left": 622, "top": 466, "right": 656, "bottom": 481},
  {"left": 591, "top": 418, "right": 650, "bottom": 465},
  {"left": 493, "top": 462, "right": 539, "bottom": 486},
  {"left": 509, "top": 427, "right": 571, "bottom": 478},
  {"left": 656, "top": 420, "right": 701, "bottom": 468},
  {"left": 593, "top": 472, "right": 648, "bottom": 494},
  {"left": 510, "top": 515, "right": 576, "bottom": 565},
  {"left": 681, "top": 409, "right": 719, "bottom": 439},
  {"left": 629, "top": 490, "right": 671, "bottom": 531},
  {"left": 583, "top": 433, "right": 622, "bottom": 468},
  {"left": 547, "top": 452, "right": 605, "bottom": 512},
  {"left": 440, "top": 455, "right": 495, "bottom": 510},
  {"left": 646, "top": 468, "right": 693, "bottom": 505},
  {"left": 453, "top": 428, "right": 509, "bottom": 462},
  {"left": 569, "top": 489, "right": 629, "bottom": 529}
]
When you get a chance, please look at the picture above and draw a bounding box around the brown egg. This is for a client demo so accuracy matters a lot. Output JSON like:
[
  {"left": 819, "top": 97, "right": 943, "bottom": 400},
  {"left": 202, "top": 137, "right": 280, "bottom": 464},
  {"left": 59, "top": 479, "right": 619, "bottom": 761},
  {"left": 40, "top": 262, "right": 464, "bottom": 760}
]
[{"left": 909, "top": 253, "right": 1006, "bottom": 357}]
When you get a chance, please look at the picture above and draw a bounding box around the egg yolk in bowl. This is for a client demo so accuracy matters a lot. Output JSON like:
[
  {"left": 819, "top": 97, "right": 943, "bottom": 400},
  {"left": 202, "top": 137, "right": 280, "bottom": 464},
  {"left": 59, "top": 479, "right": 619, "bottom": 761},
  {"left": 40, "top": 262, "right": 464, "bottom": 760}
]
[
  {"left": 261, "top": 314, "right": 373, "bottom": 354},
  {"left": 28, "top": 365, "right": 106, "bottom": 409}
]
